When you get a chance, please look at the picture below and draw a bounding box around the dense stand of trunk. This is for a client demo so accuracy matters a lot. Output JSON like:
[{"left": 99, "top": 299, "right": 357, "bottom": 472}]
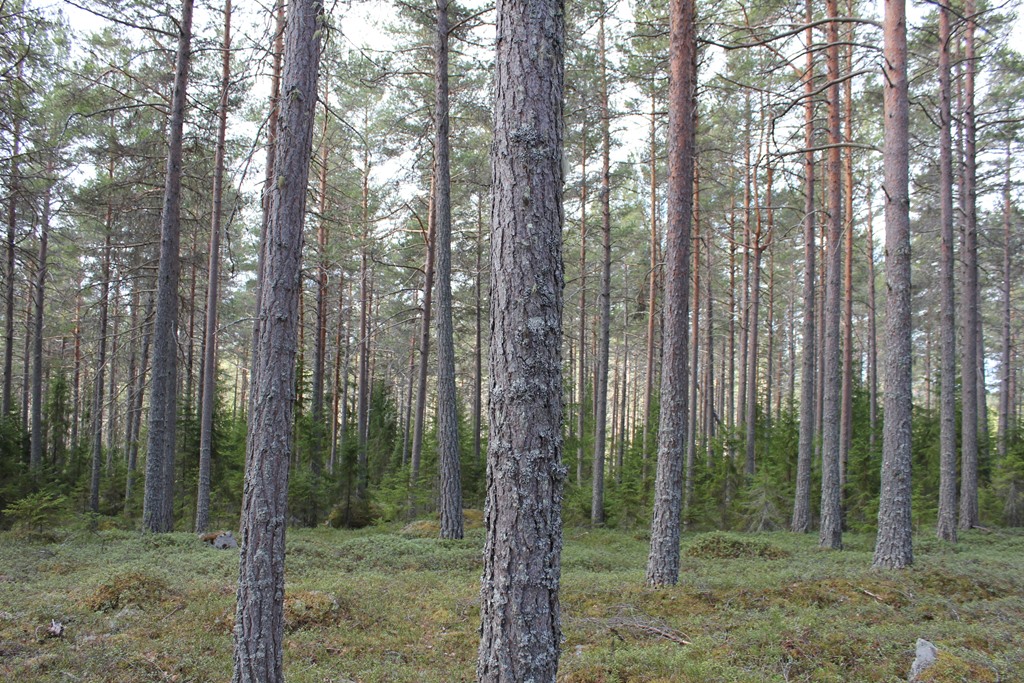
[
  {"left": 873, "top": 0, "right": 913, "bottom": 570},
  {"left": 936, "top": 0, "right": 958, "bottom": 542},
  {"left": 195, "top": 0, "right": 231, "bottom": 533},
  {"left": 646, "top": 0, "right": 695, "bottom": 588},
  {"left": 143, "top": 0, "right": 194, "bottom": 532},
  {"left": 476, "top": 0, "right": 565, "bottom": 675},
  {"left": 232, "top": 1, "right": 322, "bottom": 680},
  {"left": 434, "top": 0, "right": 463, "bottom": 539}
]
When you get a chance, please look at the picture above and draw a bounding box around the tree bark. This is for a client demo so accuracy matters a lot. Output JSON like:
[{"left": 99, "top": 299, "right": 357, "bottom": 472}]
[
  {"left": 232, "top": 1, "right": 322, "bottom": 680},
  {"left": 143, "top": 0, "right": 194, "bottom": 532},
  {"left": 646, "top": 0, "right": 695, "bottom": 588},
  {"left": 477, "top": 0, "right": 564, "bottom": 676},
  {"left": 873, "top": 0, "right": 913, "bottom": 570},
  {"left": 434, "top": 0, "right": 463, "bottom": 539},
  {"left": 936, "top": 0, "right": 958, "bottom": 542},
  {"left": 819, "top": 0, "right": 843, "bottom": 550}
]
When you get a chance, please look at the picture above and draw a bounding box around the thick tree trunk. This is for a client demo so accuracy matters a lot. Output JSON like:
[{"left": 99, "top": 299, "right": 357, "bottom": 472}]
[
  {"left": 591, "top": 10, "right": 612, "bottom": 527},
  {"left": 232, "top": 1, "right": 322, "bottom": 680},
  {"left": 434, "top": 0, "right": 463, "bottom": 539},
  {"left": 873, "top": 0, "right": 913, "bottom": 570},
  {"left": 959, "top": 0, "right": 980, "bottom": 530},
  {"left": 195, "top": 0, "right": 231, "bottom": 533},
  {"left": 792, "top": 0, "right": 816, "bottom": 533},
  {"left": 143, "top": 0, "right": 194, "bottom": 532},
  {"left": 476, "top": 0, "right": 564, "bottom": 676},
  {"left": 646, "top": 0, "right": 695, "bottom": 588},
  {"left": 819, "top": 0, "right": 843, "bottom": 550},
  {"left": 936, "top": 0, "right": 958, "bottom": 542}
]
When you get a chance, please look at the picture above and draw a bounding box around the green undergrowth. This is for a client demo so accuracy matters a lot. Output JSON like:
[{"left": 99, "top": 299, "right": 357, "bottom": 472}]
[{"left": 1, "top": 524, "right": 1023, "bottom": 682}]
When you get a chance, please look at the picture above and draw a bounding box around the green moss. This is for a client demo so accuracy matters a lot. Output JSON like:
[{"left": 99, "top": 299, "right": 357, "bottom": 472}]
[{"left": 0, "top": 527, "right": 1022, "bottom": 682}]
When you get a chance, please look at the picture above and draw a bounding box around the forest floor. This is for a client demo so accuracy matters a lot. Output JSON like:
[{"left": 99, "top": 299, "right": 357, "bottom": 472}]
[{"left": 0, "top": 521, "right": 1022, "bottom": 682}]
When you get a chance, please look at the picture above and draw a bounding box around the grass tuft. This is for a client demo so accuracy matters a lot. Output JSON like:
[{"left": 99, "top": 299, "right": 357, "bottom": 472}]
[{"left": 684, "top": 531, "right": 790, "bottom": 560}]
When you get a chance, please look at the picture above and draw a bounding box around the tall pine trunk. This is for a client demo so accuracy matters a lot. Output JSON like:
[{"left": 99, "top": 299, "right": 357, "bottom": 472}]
[
  {"left": 591, "top": 9, "right": 612, "bottom": 526},
  {"left": 958, "top": 0, "right": 980, "bottom": 530},
  {"left": 195, "top": 0, "right": 231, "bottom": 533},
  {"left": 434, "top": 0, "right": 463, "bottom": 539},
  {"left": 792, "top": 0, "right": 816, "bottom": 533},
  {"left": 232, "top": 1, "right": 322, "bottom": 679},
  {"left": 476, "top": 0, "right": 565, "bottom": 675},
  {"left": 873, "top": 0, "right": 913, "bottom": 570},
  {"left": 646, "top": 0, "right": 695, "bottom": 588},
  {"left": 143, "top": 0, "right": 194, "bottom": 532},
  {"left": 936, "top": 0, "right": 958, "bottom": 542},
  {"left": 819, "top": 0, "right": 843, "bottom": 550}
]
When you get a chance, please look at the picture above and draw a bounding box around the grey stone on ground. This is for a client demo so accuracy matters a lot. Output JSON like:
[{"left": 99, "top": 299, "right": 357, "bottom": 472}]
[
  {"left": 213, "top": 532, "right": 237, "bottom": 549},
  {"left": 909, "top": 638, "right": 938, "bottom": 681}
]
